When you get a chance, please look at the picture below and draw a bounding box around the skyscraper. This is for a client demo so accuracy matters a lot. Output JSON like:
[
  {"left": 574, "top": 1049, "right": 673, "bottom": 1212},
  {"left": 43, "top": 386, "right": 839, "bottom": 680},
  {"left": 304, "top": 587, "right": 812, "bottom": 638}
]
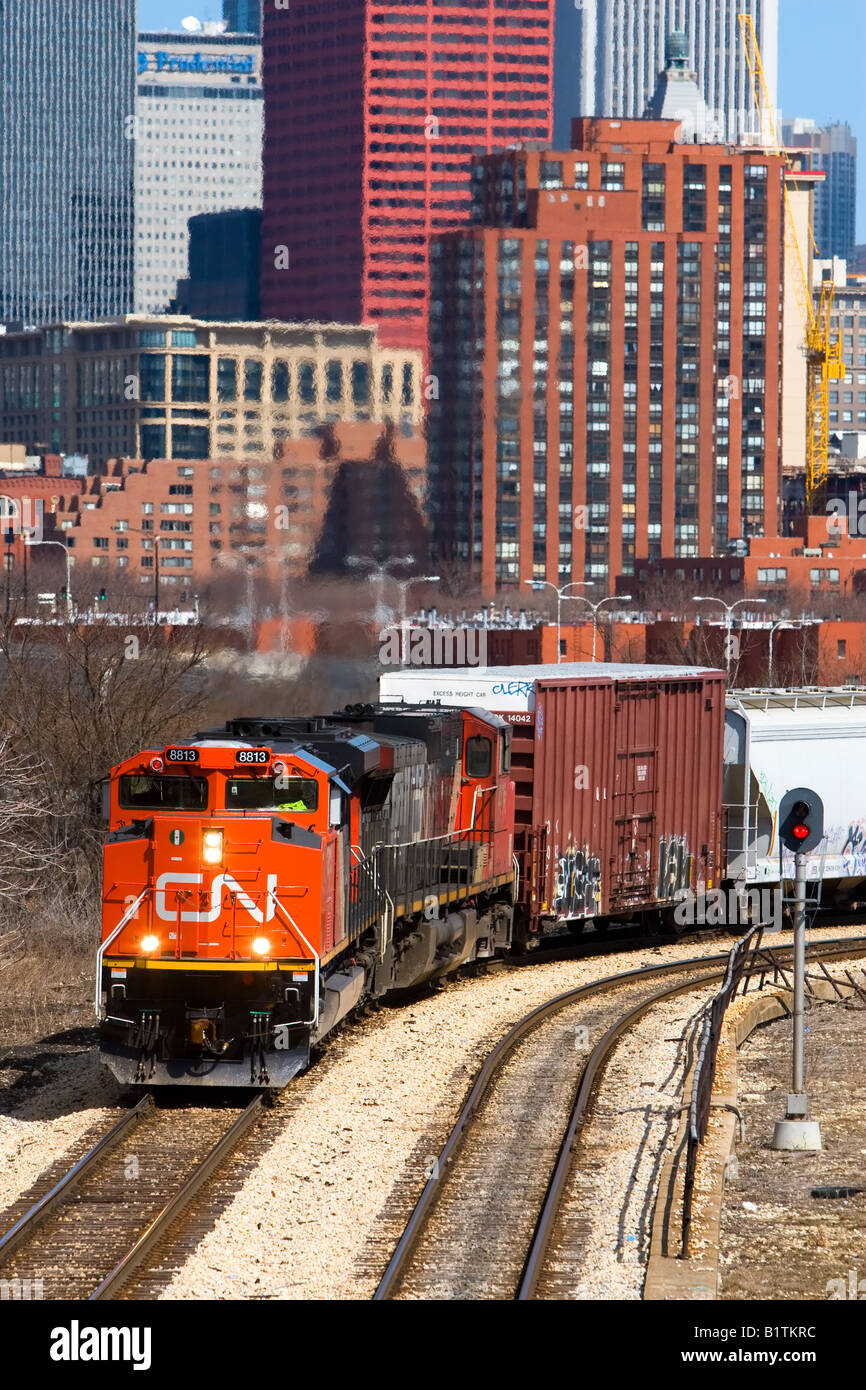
[
  {"left": 224, "top": 0, "right": 262, "bottom": 36},
  {"left": 135, "top": 29, "right": 262, "bottom": 314},
  {"left": 260, "top": 1, "right": 554, "bottom": 351},
  {"left": 553, "top": 0, "right": 778, "bottom": 146},
  {"left": 782, "top": 120, "right": 857, "bottom": 264},
  {"left": 429, "top": 111, "right": 785, "bottom": 589},
  {"left": 0, "top": 0, "right": 135, "bottom": 328}
]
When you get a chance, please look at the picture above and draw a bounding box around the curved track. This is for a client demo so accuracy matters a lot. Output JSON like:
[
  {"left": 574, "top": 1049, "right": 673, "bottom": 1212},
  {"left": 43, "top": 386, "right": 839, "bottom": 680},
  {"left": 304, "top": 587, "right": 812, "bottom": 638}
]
[
  {"left": 374, "top": 936, "right": 866, "bottom": 1300},
  {"left": 0, "top": 1095, "right": 263, "bottom": 1300}
]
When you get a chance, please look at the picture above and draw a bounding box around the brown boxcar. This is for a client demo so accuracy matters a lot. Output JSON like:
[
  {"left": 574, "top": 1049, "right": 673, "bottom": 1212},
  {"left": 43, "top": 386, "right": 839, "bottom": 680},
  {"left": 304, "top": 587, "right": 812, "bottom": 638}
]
[{"left": 380, "top": 663, "right": 726, "bottom": 934}]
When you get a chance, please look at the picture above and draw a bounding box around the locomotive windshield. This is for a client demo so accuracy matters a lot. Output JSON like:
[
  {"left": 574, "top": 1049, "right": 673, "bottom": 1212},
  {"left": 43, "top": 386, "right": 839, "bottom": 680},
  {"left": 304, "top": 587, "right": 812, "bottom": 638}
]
[
  {"left": 225, "top": 777, "right": 319, "bottom": 812},
  {"left": 119, "top": 774, "right": 208, "bottom": 811}
]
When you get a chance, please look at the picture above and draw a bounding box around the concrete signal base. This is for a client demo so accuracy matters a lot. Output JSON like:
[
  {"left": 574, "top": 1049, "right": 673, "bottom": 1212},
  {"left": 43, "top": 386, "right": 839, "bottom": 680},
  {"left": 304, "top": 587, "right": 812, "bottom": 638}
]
[{"left": 771, "top": 1119, "right": 823, "bottom": 1151}]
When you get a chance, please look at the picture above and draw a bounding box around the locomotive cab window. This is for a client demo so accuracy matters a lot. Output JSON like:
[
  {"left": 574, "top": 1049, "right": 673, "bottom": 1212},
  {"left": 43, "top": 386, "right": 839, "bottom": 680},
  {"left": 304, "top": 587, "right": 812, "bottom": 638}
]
[
  {"left": 465, "top": 735, "right": 492, "bottom": 779},
  {"left": 118, "top": 774, "right": 208, "bottom": 811},
  {"left": 225, "top": 777, "right": 319, "bottom": 812}
]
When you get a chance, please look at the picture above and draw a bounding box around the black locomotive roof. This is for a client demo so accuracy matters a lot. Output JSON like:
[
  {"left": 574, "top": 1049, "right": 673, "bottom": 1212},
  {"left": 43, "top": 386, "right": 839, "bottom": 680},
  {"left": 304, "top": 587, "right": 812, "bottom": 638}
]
[{"left": 189, "top": 715, "right": 433, "bottom": 786}]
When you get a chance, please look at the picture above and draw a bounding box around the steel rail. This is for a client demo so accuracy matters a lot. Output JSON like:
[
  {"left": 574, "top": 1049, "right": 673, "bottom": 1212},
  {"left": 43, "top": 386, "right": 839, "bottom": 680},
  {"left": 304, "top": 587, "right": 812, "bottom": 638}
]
[
  {"left": 0, "top": 1094, "right": 154, "bottom": 1266},
  {"left": 90, "top": 1095, "right": 264, "bottom": 1300},
  {"left": 516, "top": 972, "right": 720, "bottom": 1299},
  {"left": 374, "top": 934, "right": 866, "bottom": 1300}
]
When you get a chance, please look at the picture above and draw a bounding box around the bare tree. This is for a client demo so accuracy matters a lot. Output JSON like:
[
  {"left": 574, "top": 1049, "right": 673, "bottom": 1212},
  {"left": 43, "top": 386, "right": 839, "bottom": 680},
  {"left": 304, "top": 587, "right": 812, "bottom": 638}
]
[
  {"left": 0, "top": 617, "right": 214, "bottom": 888},
  {"left": 0, "top": 737, "right": 59, "bottom": 902}
]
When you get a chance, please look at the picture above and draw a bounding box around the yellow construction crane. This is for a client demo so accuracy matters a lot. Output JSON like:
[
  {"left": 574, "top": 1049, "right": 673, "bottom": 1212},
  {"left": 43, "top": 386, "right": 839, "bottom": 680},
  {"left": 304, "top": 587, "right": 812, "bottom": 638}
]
[{"left": 738, "top": 12, "right": 844, "bottom": 516}]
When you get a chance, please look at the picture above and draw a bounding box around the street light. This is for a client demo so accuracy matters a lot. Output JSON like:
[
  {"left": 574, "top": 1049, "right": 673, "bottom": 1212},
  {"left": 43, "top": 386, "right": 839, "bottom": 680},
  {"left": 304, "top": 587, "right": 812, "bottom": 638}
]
[
  {"left": 348, "top": 556, "right": 439, "bottom": 665},
  {"left": 26, "top": 537, "right": 73, "bottom": 620},
  {"left": 523, "top": 580, "right": 596, "bottom": 662},
  {"left": 215, "top": 550, "right": 259, "bottom": 648},
  {"left": 766, "top": 619, "right": 809, "bottom": 688},
  {"left": 565, "top": 592, "right": 633, "bottom": 662},
  {"left": 692, "top": 595, "right": 767, "bottom": 678},
  {"left": 394, "top": 574, "right": 440, "bottom": 667},
  {"left": 347, "top": 554, "right": 416, "bottom": 628}
]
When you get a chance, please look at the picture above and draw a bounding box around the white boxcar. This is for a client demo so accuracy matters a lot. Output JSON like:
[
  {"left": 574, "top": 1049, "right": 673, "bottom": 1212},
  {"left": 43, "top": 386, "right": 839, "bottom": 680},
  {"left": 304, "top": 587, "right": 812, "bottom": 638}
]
[{"left": 724, "top": 688, "right": 866, "bottom": 898}]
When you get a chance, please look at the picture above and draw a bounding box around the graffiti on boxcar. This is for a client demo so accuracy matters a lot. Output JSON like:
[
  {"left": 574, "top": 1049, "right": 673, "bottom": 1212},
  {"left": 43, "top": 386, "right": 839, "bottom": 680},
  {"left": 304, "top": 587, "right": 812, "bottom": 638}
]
[
  {"left": 553, "top": 844, "right": 602, "bottom": 919},
  {"left": 657, "top": 835, "right": 693, "bottom": 900},
  {"left": 840, "top": 819, "right": 866, "bottom": 874}
]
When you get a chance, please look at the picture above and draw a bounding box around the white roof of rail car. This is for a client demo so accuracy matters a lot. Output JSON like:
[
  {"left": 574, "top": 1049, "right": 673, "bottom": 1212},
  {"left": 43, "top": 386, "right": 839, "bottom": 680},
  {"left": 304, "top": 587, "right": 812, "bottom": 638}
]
[
  {"left": 726, "top": 687, "right": 866, "bottom": 743},
  {"left": 380, "top": 663, "right": 723, "bottom": 713}
]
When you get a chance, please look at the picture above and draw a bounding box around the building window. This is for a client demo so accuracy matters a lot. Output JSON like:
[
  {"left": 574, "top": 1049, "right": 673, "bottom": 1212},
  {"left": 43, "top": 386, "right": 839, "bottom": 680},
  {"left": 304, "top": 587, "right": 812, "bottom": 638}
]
[
  {"left": 172, "top": 425, "right": 210, "bottom": 459},
  {"left": 838, "top": 639, "right": 847, "bottom": 658},
  {"left": 539, "top": 159, "right": 563, "bottom": 189},
  {"left": 217, "top": 358, "right": 237, "bottom": 402},
  {"left": 351, "top": 360, "right": 369, "bottom": 408},
  {"left": 139, "top": 354, "right": 166, "bottom": 402},
  {"left": 401, "top": 361, "right": 414, "bottom": 406},
  {"left": 172, "top": 355, "right": 209, "bottom": 403},
  {"left": 325, "top": 360, "right": 343, "bottom": 403},
  {"left": 272, "top": 360, "right": 289, "bottom": 403},
  {"left": 244, "top": 359, "right": 263, "bottom": 402},
  {"left": 298, "top": 361, "right": 315, "bottom": 405},
  {"left": 140, "top": 425, "right": 166, "bottom": 459}
]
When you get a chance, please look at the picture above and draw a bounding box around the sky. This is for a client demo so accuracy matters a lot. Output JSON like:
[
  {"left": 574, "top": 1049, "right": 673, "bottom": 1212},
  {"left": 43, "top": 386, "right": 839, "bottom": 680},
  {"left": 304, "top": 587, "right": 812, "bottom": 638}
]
[{"left": 138, "top": 0, "right": 866, "bottom": 241}]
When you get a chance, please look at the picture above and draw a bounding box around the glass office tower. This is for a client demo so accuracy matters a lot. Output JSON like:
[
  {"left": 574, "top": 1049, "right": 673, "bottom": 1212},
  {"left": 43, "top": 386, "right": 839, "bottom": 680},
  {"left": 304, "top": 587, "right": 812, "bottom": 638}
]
[
  {"left": 0, "top": 0, "right": 135, "bottom": 327},
  {"left": 224, "top": 0, "right": 262, "bottom": 36}
]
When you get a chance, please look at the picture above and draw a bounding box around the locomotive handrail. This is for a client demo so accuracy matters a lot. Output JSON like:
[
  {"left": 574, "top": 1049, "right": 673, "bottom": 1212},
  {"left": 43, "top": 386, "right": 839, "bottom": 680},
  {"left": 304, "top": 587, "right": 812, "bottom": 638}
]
[
  {"left": 94, "top": 888, "right": 150, "bottom": 1019},
  {"left": 267, "top": 891, "right": 321, "bottom": 1030}
]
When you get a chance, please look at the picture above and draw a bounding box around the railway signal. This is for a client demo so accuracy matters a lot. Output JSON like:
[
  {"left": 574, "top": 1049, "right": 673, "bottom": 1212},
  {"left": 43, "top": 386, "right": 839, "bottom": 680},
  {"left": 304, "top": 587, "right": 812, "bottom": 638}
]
[
  {"left": 773, "top": 785, "right": 825, "bottom": 1153},
  {"left": 778, "top": 787, "right": 824, "bottom": 854}
]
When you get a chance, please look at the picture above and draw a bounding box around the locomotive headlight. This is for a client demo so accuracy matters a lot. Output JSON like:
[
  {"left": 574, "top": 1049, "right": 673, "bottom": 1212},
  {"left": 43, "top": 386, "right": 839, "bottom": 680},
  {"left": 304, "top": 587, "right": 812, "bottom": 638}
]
[
  {"left": 140, "top": 934, "right": 160, "bottom": 954},
  {"left": 251, "top": 936, "right": 271, "bottom": 957},
  {"left": 202, "top": 828, "right": 224, "bottom": 865}
]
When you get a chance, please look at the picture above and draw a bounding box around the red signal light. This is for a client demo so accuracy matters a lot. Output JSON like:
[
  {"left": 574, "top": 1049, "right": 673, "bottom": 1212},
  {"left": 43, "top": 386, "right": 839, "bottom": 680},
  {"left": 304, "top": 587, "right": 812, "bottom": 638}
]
[{"left": 792, "top": 823, "right": 809, "bottom": 840}]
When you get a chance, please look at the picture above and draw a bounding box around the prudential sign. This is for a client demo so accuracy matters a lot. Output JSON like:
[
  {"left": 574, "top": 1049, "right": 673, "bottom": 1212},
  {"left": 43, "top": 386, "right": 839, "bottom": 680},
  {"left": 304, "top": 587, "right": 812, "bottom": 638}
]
[{"left": 137, "top": 51, "right": 256, "bottom": 77}]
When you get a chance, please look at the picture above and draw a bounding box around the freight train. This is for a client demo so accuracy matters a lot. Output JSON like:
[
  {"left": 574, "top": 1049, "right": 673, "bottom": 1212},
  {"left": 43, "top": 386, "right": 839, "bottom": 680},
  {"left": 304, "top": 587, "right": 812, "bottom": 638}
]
[{"left": 97, "top": 664, "right": 866, "bottom": 1088}]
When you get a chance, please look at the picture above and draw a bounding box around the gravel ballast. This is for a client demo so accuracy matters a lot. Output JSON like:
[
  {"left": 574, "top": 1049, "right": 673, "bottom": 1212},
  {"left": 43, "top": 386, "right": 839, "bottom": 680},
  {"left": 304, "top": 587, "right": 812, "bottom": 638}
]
[{"left": 1, "top": 922, "right": 864, "bottom": 1301}]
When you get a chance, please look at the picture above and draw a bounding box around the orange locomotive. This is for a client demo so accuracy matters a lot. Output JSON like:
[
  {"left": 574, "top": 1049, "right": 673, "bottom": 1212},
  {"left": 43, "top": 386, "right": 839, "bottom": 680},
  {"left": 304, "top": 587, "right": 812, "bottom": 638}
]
[{"left": 98, "top": 705, "right": 515, "bottom": 1087}]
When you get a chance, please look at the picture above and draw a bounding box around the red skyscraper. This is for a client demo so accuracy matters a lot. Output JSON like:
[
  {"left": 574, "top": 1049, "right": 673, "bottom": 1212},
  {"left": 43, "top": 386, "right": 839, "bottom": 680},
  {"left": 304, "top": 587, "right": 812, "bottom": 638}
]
[{"left": 260, "top": 1, "right": 553, "bottom": 350}]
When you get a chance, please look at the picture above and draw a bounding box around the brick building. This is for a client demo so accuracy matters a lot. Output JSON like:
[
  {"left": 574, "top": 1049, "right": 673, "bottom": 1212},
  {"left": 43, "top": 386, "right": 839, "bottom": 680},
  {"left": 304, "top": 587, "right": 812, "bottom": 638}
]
[
  {"left": 259, "top": 0, "right": 554, "bottom": 350},
  {"left": 623, "top": 516, "right": 866, "bottom": 606},
  {"left": 429, "top": 113, "right": 785, "bottom": 591},
  {"left": 48, "top": 422, "right": 426, "bottom": 601}
]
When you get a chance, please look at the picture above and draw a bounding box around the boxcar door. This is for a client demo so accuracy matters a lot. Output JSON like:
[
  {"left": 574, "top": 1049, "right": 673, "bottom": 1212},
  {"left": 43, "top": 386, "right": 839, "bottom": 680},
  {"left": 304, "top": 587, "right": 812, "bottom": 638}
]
[{"left": 611, "top": 685, "right": 657, "bottom": 907}]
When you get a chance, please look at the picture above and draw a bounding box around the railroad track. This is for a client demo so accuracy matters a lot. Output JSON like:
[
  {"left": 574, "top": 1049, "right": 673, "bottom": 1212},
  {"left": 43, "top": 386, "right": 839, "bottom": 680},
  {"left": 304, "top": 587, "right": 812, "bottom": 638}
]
[
  {"left": 374, "top": 935, "right": 866, "bottom": 1301},
  {"left": 0, "top": 1094, "right": 264, "bottom": 1300}
]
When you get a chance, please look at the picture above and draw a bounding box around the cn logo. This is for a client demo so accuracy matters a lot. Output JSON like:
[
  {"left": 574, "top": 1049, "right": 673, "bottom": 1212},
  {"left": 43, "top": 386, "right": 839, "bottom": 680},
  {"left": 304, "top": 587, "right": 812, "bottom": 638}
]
[{"left": 154, "top": 872, "right": 277, "bottom": 924}]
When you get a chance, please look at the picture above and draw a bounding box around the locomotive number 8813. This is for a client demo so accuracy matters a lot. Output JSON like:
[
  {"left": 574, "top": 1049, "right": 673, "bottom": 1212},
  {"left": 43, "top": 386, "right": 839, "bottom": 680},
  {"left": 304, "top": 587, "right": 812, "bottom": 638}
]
[{"left": 98, "top": 705, "right": 516, "bottom": 1088}]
